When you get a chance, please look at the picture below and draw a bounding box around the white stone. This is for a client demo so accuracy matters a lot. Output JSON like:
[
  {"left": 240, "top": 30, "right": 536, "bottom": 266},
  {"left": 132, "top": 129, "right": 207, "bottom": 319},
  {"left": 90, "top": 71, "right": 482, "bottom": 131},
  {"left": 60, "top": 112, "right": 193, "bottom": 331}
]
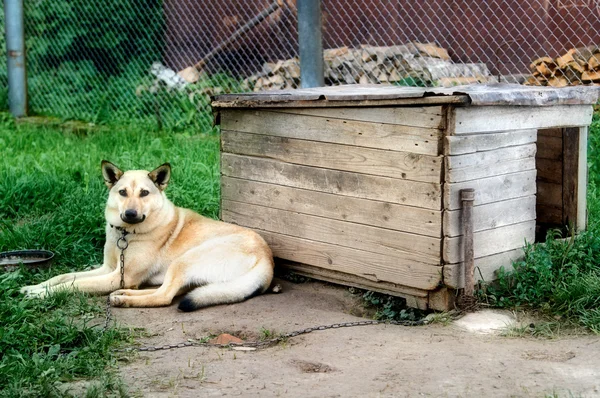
[{"left": 453, "top": 309, "right": 516, "bottom": 334}]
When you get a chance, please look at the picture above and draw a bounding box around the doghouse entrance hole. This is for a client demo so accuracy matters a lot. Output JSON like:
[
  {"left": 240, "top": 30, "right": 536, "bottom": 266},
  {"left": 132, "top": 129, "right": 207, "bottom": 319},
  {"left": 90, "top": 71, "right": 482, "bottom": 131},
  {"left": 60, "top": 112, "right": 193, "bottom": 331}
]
[{"left": 535, "top": 127, "right": 582, "bottom": 242}]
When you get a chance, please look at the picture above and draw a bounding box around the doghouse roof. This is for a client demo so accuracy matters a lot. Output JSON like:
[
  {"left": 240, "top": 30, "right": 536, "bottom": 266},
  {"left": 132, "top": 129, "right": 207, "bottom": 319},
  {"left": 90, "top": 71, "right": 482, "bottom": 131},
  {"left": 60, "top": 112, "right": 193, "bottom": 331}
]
[{"left": 212, "top": 83, "right": 599, "bottom": 108}]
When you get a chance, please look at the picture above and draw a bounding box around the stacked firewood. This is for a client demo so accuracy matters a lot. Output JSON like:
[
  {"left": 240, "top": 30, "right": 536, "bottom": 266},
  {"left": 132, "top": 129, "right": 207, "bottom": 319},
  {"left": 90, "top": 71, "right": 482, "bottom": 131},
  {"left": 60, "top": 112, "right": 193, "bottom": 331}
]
[
  {"left": 241, "top": 42, "right": 492, "bottom": 91},
  {"left": 525, "top": 46, "right": 600, "bottom": 87}
]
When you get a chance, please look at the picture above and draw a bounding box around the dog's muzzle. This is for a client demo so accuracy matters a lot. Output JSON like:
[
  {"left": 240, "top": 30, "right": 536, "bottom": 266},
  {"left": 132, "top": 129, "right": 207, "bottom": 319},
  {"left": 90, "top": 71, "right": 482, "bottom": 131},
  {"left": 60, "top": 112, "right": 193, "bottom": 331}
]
[{"left": 121, "top": 209, "right": 146, "bottom": 224}]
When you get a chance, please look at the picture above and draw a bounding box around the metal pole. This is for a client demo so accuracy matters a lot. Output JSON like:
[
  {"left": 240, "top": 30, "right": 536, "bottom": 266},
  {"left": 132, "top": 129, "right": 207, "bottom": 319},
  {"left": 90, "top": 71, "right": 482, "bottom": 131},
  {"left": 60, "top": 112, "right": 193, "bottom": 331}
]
[
  {"left": 461, "top": 189, "right": 475, "bottom": 297},
  {"left": 4, "top": 0, "right": 27, "bottom": 117},
  {"left": 297, "top": 0, "right": 324, "bottom": 88}
]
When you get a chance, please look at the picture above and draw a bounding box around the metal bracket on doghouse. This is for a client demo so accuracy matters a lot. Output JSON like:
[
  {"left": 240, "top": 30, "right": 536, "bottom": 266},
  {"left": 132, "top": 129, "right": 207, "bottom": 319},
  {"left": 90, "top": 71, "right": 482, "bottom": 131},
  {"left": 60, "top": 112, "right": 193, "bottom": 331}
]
[{"left": 460, "top": 189, "right": 475, "bottom": 297}]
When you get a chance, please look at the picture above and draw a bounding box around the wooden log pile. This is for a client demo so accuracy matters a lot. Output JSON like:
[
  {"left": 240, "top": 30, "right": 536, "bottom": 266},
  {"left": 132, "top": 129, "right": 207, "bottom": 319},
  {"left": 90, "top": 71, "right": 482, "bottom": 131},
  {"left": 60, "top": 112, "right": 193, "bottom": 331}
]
[
  {"left": 525, "top": 46, "right": 600, "bottom": 87},
  {"left": 241, "top": 42, "right": 493, "bottom": 91}
]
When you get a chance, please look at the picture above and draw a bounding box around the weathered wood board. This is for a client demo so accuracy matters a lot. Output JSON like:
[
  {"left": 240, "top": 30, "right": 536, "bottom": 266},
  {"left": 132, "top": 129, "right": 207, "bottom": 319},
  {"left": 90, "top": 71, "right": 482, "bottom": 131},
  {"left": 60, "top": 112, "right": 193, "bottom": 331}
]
[
  {"left": 444, "top": 170, "right": 537, "bottom": 210},
  {"left": 222, "top": 154, "right": 442, "bottom": 209},
  {"left": 445, "top": 144, "right": 536, "bottom": 183},
  {"left": 220, "top": 109, "right": 442, "bottom": 155},
  {"left": 443, "top": 248, "right": 525, "bottom": 288},
  {"left": 221, "top": 177, "right": 442, "bottom": 237},
  {"left": 446, "top": 144, "right": 536, "bottom": 170},
  {"left": 536, "top": 136, "right": 563, "bottom": 160},
  {"left": 577, "top": 127, "right": 588, "bottom": 231},
  {"left": 222, "top": 200, "right": 441, "bottom": 264},
  {"left": 258, "top": 231, "right": 442, "bottom": 290},
  {"left": 536, "top": 158, "right": 562, "bottom": 184},
  {"left": 269, "top": 106, "right": 445, "bottom": 129},
  {"left": 536, "top": 129, "right": 564, "bottom": 228},
  {"left": 222, "top": 130, "right": 443, "bottom": 183},
  {"left": 278, "top": 260, "right": 429, "bottom": 310},
  {"left": 444, "top": 129, "right": 537, "bottom": 155},
  {"left": 538, "top": 127, "right": 563, "bottom": 137},
  {"left": 447, "top": 157, "right": 536, "bottom": 183},
  {"left": 449, "top": 105, "right": 593, "bottom": 134},
  {"left": 443, "top": 195, "right": 536, "bottom": 237},
  {"left": 443, "top": 221, "right": 535, "bottom": 263},
  {"left": 537, "top": 181, "right": 563, "bottom": 208},
  {"left": 537, "top": 205, "right": 562, "bottom": 225}
]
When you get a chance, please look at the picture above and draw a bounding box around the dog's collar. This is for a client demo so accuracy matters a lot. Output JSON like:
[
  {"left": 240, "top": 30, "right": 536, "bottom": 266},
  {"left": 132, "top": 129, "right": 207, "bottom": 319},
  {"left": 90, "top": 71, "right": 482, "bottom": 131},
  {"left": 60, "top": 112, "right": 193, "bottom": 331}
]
[{"left": 110, "top": 224, "right": 132, "bottom": 235}]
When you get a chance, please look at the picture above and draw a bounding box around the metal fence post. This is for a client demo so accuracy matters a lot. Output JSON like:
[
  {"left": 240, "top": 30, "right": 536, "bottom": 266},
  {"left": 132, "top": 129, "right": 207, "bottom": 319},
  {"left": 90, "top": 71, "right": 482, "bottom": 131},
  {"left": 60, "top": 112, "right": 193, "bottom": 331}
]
[
  {"left": 297, "top": 0, "right": 324, "bottom": 88},
  {"left": 4, "top": 0, "right": 28, "bottom": 117}
]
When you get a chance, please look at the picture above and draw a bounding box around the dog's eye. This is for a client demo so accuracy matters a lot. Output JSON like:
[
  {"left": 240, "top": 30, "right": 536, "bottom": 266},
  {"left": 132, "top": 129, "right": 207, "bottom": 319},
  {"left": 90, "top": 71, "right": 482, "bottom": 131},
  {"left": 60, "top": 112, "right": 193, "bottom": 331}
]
[
  {"left": 118, "top": 189, "right": 127, "bottom": 197},
  {"left": 140, "top": 189, "right": 150, "bottom": 197}
]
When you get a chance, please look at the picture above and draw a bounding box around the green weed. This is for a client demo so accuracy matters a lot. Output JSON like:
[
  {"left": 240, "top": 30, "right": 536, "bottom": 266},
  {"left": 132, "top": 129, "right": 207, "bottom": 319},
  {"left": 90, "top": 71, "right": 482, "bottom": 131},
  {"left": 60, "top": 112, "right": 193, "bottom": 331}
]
[
  {"left": 359, "top": 290, "right": 425, "bottom": 322},
  {"left": 0, "top": 120, "right": 220, "bottom": 396}
]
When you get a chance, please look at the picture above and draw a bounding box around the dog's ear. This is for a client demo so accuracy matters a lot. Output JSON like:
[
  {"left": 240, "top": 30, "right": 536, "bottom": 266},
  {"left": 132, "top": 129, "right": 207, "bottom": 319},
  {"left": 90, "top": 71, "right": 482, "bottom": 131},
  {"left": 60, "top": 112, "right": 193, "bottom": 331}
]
[
  {"left": 101, "top": 160, "right": 123, "bottom": 189},
  {"left": 148, "top": 163, "right": 171, "bottom": 191}
]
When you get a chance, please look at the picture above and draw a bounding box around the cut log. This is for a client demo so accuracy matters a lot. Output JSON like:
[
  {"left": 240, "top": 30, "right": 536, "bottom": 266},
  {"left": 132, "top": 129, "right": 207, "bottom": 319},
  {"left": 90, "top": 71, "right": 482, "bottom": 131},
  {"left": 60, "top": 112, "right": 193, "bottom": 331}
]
[
  {"left": 530, "top": 56, "right": 555, "bottom": 70},
  {"left": 589, "top": 52, "right": 600, "bottom": 70},
  {"left": 414, "top": 42, "right": 450, "bottom": 60},
  {"left": 547, "top": 76, "right": 568, "bottom": 87},
  {"left": 555, "top": 49, "right": 576, "bottom": 69},
  {"left": 582, "top": 70, "right": 600, "bottom": 82}
]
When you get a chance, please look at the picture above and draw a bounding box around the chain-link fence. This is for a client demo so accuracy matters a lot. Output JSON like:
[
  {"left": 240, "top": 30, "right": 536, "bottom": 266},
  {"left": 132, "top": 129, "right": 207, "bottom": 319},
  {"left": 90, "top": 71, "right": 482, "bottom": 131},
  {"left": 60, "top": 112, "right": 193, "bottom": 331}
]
[{"left": 1, "top": 0, "right": 599, "bottom": 132}]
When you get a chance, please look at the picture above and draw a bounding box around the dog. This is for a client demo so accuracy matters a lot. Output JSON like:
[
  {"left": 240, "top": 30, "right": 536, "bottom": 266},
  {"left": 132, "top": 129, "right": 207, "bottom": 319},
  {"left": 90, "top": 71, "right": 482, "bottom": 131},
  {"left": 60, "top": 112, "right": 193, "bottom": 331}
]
[{"left": 20, "top": 161, "right": 274, "bottom": 311}]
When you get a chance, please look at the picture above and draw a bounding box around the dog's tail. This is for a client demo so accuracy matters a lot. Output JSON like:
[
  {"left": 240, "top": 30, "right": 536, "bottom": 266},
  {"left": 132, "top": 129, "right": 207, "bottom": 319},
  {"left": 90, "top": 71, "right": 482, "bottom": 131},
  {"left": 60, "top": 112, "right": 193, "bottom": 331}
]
[{"left": 177, "top": 256, "right": 274, "bottom": 312}]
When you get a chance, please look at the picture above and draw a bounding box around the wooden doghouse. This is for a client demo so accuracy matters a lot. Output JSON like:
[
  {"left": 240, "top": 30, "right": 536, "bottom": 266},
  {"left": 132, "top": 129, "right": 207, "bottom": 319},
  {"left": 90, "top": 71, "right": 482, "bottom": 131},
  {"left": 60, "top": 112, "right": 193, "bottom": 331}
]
[{"left": 212, "top": 84, "right": 598, "bottom": 310}]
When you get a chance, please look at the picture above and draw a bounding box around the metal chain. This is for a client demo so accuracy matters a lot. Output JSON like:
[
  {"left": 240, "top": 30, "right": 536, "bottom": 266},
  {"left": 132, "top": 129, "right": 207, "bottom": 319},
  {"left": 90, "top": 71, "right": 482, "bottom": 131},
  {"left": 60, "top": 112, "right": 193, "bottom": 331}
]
[
  {"left": 102, "top": 227, "right": 427, "bottom": 351},
  {"left": 101, "top": 227, "right": 129, "bottom": 333},
  {"left": 112, "top": 318, "right": 427, "bottom": 353}
]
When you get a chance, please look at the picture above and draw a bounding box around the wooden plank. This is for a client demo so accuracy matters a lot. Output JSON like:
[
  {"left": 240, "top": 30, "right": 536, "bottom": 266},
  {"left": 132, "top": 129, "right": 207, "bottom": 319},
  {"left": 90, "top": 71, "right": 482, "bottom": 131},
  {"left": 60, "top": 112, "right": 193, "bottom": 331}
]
[
  {"left": 444, "top": 129, "right": 537, "bottom": 155},
  {"left": 577, "top": 127, "right": 588, "bottom": 231},
  {"left": 562, "top": 126, "right": 589, "bottom": 232},
  {"left": 445, "top": 144, "right": 536, "bottom": 183},
  {"left": 220, "top": 109, "right": 442, "bottom": 155},
  {"left": 443, "top": 196, "right": 536, "bottom": 237},
  {"left": 447, "top": 157, "right": 535, "bottom": 183},
  {"left": 444, "top": 170, "right": 537, "bottom": 210},
  {"left": 278, "top": 260, "right": 429, "bottom": 310},
  {"left": 428, "top": 288, "right": 456, "bottom": 311},
  {"left": 443, "top": 221, "right": 535, "bottom": 263},
  {"left": 536, "top": 136, "right": 563, "bottom": 160},
  {"left": 269, "top": 106, "right": 445, "bottom": 129},
  {"left": 538, "top": 128, "right": 563, "bottom": 137},
  {"left": 212, "top": 95, "right": 468, "bottom": 109},
  {"left": 537, "top": 205, "right": 563, "bottom": 225},
  {"left": 563, "top": 127, "right": 578, "bottom": 230},
  {"left": 443, "top": 248, "right": 525, "bottom": 289},
  {"left": 449, "top": 105, "right": 593, "bottom": 134},
  {"left": 221, "top": 130, "right": 442, "bottom": 183},
  {"left": 221, "top": 154, "right": 442, "bottom": 209},
  {"left": 222, "top": 200, "right": 442, "bottom": 264},
  {"left": 446, "top": 144, "right": 536, "bottom": 170},
  {"left": 257, "top": 231, "right": 441, "bottom": 290},
  {"left": 536, "top": 158, "right": 562, "bottom": 184},
  {"left": 537, "top": 181, "right": 563, "bottom": 207},
  {"left": 221, "top": 177, "right": 442, "bottom": 237}
]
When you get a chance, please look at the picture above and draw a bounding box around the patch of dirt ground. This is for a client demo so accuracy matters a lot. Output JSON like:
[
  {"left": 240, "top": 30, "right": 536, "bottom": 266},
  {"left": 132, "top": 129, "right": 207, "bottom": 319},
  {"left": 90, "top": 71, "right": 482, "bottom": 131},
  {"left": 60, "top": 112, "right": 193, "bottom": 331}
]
[{"left": 113, "top": 280, "right": 600, "bottom": 397}]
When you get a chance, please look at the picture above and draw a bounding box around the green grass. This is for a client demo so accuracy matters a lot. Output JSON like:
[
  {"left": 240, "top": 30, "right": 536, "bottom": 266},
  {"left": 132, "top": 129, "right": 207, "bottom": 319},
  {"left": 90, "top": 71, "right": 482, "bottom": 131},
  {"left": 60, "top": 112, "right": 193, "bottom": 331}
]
[
  {"left": 2, "top": 104, "right": 600, "bottom": 396},
  {"left": 0, "top": 116, "right": 220, "bottom": 396},
  {"left": 483, "top": 112, "right": 600, "bottom": 334}
]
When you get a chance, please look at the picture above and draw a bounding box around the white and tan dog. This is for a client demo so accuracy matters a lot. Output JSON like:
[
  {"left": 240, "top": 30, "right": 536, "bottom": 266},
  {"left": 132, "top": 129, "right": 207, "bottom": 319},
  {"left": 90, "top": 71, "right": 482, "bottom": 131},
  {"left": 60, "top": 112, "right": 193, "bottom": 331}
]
[{"left": 21, "top": 161, "right": 274, "bottom": 311}]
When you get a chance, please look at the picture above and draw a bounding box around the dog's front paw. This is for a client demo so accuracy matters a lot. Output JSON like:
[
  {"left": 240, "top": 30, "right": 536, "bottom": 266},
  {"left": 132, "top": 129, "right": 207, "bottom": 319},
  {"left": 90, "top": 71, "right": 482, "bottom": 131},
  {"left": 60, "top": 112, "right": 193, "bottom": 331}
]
[
  {"left": 109, "top": 295, "right": 127, "bottom": 307},
  {"left": 20, "top": 284, "right": 42, "bottom": 295},
  {"left": 22, "top": 288, "right": 48, "bottom": 299},
  {"left": 110, "top": 289, "right": 127, "bottom": 297}
]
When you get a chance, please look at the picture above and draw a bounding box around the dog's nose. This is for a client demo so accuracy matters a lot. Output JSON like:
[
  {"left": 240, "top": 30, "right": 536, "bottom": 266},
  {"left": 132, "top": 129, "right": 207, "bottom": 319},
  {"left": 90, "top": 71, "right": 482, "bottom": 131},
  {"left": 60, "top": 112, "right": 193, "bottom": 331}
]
[{"left": 124, "top": 209, "right": 138, "bottom": 219}]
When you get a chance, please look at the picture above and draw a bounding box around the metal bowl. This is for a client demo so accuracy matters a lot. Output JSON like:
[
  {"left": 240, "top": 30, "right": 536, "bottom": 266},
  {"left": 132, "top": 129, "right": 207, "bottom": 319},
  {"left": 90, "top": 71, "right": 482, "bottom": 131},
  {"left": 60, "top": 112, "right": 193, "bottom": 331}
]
[{"left": 0, "top": 250, "right": 55, "bottom": 272}]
